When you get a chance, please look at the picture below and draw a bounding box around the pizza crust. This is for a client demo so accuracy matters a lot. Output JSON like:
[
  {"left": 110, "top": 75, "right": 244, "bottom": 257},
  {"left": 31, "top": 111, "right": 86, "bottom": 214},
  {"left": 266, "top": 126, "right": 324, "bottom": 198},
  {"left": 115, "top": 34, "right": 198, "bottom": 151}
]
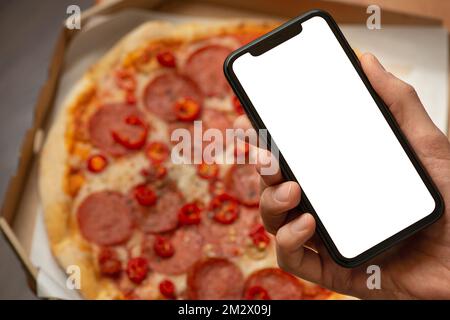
[
  {"left": 39, "top": 19, "right": 344, "bottom": 300},
  {"left": 89, "top": 19, "right": 279, "bottom": 82}
]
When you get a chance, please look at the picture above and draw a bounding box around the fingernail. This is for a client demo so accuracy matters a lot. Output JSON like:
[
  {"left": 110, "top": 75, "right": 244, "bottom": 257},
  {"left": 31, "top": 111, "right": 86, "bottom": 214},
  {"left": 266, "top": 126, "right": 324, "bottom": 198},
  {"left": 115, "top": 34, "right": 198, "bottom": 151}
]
[
  {"left": 290, "top": 214, "right": 311, "bottom": 234},
  {"left": 274, "top": 183, "right": 292, "bottom": 203}
]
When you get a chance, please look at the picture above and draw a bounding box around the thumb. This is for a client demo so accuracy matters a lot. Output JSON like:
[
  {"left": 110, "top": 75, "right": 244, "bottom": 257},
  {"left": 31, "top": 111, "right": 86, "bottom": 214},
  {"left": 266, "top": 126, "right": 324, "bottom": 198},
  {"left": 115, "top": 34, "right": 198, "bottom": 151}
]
[
  {"left": 360, "top": 53, "right": 438, "bottom": 138},
  {"left": 275, "top": 213, "right": 324, "bottom": 284}
]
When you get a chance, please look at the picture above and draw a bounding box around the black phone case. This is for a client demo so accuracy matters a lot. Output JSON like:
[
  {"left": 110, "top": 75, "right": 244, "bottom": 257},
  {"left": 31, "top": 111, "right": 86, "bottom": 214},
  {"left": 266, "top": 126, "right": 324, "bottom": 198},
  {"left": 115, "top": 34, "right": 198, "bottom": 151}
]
[{"left": 223, "top": 9, "right": 444, "bottom": 268}]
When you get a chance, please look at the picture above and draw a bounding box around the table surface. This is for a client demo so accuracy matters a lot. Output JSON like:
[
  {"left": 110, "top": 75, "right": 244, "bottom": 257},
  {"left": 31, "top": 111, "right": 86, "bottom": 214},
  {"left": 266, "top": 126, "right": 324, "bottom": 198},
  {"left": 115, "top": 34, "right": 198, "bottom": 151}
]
[
  {"left": 0, "top": 0, "right": 448, "bottom": 300},
  {"left": 0, "top": 0, "right": 92, "bottom": 300}
]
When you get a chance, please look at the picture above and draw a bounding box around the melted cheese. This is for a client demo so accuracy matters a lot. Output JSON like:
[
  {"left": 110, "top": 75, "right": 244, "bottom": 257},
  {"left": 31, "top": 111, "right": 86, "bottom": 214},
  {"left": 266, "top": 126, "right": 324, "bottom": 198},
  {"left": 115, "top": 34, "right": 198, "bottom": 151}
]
[{"left": 64, "top": 31, "right": 336, "bottom": 300}]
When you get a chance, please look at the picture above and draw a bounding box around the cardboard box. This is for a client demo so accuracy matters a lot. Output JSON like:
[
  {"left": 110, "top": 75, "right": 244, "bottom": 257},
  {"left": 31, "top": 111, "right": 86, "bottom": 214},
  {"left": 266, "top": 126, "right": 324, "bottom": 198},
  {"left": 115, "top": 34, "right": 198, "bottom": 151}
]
[{"left": 1, "top": 0, "right": 448, "bottom": 298}]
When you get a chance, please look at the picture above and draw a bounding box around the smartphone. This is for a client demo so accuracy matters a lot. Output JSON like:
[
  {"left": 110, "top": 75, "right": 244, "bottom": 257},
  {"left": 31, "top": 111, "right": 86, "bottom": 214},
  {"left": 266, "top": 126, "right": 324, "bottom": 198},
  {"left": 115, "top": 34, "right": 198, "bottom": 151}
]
[{"left": 224, "top": 10, "right": 444, "bottom": 267}]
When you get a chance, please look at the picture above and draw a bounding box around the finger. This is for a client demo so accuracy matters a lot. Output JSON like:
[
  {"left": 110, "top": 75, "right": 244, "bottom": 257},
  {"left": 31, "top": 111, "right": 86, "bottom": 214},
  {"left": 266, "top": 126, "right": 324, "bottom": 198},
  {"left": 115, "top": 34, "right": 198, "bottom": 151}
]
[
  {"left": 234, "top": 115, "right": 253, "bottom": 131},
  {"left": 260, "top": 181, "right": 301, "bottom": 234},
  {"left": 234, "top": 114, "right": 284, "bottom": 185},
  {"left": 233, "top": 115, "right": 258, "bottom": 146},
  {"left": 255, "top": 147, "right": 283, "bottom": 186},
  {"left": 304, "top": 233, "right": 322, "bottom": 253},
  {"left": 234, "top": 115, "right": 283, "bottom": 158},
  {"left": 360, "top": 53, "right": 438, "bottom": 137},
  {"left": 275, "top": 213, "right": 323, "bottom": 283}
]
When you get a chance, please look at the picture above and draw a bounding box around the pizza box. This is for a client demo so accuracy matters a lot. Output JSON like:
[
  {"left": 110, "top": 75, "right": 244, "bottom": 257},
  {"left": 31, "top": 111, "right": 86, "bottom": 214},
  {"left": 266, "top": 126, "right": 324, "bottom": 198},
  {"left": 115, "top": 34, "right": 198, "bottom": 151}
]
[{"left": 0, "top": 0, "right": 448, "bottom": 299}]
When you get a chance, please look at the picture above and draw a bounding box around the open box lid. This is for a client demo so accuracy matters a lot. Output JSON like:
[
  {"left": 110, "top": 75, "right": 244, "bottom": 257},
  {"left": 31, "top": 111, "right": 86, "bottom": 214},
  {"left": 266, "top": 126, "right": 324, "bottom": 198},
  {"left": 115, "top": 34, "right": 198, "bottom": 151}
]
[{"left": 0, "top": 0, "right": 447, "bottom": 296}]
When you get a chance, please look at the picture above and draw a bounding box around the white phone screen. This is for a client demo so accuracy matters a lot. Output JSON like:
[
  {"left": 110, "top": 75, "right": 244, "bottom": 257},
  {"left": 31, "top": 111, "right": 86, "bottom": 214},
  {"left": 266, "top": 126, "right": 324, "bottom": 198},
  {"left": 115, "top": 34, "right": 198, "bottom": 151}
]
[{"left": 232, "top": 16, "right": 436, "bottom": 259}]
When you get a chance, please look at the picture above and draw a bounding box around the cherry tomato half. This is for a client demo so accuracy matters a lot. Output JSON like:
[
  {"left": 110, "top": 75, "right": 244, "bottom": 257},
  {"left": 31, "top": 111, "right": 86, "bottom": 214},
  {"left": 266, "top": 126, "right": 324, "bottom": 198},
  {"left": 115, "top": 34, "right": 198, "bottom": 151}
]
[
  {"left": 159, "top": 279, "right": 176, "bottom": 299},
  {"left": 115, "top": 69, "right": 136, "bottom": 92},
  {"left": 126, "top": 257, "right": 148, "bottom": 284},
  {"left": 232, "top": 95, "right": 245, "bottom": 115},
  {"left": 210, "top": 193, "right": 239, "bottom": 225},
  {"left": 87, "top": 154, "right": 108, "bottom": 173},
  {"left": 174, "top": 97, "right": 201, "bottom": 121},
  {"left": 249, "top": 223, "right": 270, "bottom": 250},
  {"left": 146, "top": 142, "right": 169, "bottom": 163},
  {"left": 153, "top": 236, "right": 175, "bottom": 258},
  {"left": 98, "top": 248, "right": 121, "bottom": 277},
  {"left": 197, "top": 163, "right": 219, "bottom": 180},
  {"left": 156, "top": 51, "right": 176, "bottom": 68},
  {"left": 133, "top": 184, "right": 157, "bottom": 206},
  {"left": 178, "top": 203, "right": 202, "bottom": 225},
  {"left": 111, "top": 115, "right": 148, "bottom": 150}
]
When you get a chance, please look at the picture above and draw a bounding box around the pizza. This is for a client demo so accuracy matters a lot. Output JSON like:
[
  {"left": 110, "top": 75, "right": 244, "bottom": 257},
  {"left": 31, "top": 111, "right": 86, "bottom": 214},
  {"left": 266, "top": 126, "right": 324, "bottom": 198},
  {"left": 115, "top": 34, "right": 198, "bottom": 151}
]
[{"left": 39, "top": 19, "right": 341, "bottom": 300}]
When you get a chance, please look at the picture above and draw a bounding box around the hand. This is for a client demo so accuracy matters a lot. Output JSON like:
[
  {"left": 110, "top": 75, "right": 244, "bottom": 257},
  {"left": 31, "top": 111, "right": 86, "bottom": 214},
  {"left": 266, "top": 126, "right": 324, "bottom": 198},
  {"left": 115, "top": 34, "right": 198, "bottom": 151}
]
[{"left": 234, "top": 53, "right": 450, "bottom": 299}]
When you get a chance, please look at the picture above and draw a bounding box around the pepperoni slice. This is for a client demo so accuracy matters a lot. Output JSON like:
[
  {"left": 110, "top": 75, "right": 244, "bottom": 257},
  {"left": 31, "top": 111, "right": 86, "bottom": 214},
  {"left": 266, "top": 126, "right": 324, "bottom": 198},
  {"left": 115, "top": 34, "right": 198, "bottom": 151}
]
[
  {"left": 77, "top": 191, "right": 133, "bottom": 246},
  {"left": 244, "top": 268, "right": 303, "bottom": 300},
  {"left": 183, "top": 45, "right": 232, "bottom": 97},
  {"left": 143, "top": 73, "right": 202, "bottom": 121},
  {"left": 133, "top": 184, "right": 183, "bottom": 234},
  {"left": 111, "top": 115, "right": 148, "bottom": 150},
  {"left": 187, "top": 258, "right": 244, "bottom": 300},
  {"left": 202, "top": 108, "right": 233, "bottom": 152},
  {"left": 245, "top": 286, "right": 270, "bottom": 300},
  {"left": 199, "top": 206, "right": 259, "bottom": 258},
  {"left": 226, "top": 164, "right": 260, "bottom": 207},
  {"left": 202, "top": 108, "right": 233, "bottom": 136},
  {"left": 142, "top": 226, "right": 203, "bottom": 275},
  {"left": 88, "top": 104, "right": 147, "bottom": 156}
]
